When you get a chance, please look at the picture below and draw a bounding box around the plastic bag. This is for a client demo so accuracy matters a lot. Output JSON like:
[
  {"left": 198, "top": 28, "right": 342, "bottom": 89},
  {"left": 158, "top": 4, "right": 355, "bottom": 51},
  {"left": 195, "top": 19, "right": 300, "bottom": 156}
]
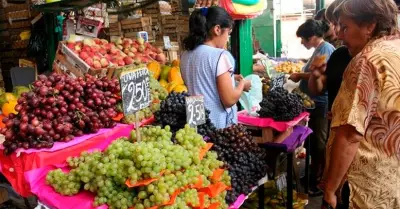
[{"left": 239, "top": 75, "right": 262, "bottom": 115}]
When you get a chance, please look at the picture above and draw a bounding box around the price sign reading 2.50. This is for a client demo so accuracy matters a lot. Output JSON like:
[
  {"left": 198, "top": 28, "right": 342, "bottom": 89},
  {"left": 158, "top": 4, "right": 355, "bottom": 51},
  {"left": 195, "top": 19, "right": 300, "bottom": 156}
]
[
  {"left": 120, "top": 68, "right": 151, "bottom": 115},
  {"left": 185, "top": 96, "right": 206, "bottom": 127}
]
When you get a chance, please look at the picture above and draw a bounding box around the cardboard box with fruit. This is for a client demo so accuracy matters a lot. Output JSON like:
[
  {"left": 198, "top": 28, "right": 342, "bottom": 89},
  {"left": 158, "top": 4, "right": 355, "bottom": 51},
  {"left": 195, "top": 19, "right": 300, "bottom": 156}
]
[{"left": 54, "top": 36, "right": 168, "bottom": 78}]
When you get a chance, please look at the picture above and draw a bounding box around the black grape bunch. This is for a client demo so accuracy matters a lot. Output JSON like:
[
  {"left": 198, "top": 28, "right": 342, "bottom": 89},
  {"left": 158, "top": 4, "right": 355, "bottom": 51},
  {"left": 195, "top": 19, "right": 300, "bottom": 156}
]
[
  {"left": 258, "top": 87, "right": 304, "bottom": 121},
  {"left": 154, "top": 92, "right": 216, "bottom": 137},
  {"left": 208, "top": 125, "right": 268, "bottom": 204}
]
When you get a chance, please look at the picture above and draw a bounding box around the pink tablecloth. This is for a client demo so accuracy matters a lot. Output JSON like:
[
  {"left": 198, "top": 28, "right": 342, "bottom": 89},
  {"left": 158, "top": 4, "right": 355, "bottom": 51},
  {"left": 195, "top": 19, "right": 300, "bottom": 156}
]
[
  {"left": 238, "top": 111, "right": 309, "bottom": 132},
  {"left": 25, "top": 165, "right": 108, "bottom": 209},
  {"left": 0, "top": 124, "right": 136, "bottom": 197}
]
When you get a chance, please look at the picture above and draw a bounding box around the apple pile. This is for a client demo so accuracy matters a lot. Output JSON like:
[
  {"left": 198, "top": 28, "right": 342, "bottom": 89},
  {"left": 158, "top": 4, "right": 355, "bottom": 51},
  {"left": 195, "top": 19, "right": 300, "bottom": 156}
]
[
  {"left": 66, "top": 38, "right": 139, "bottom": 69},
  {"left": 113, "top": 37, "right": 167, "bottom": 65}
]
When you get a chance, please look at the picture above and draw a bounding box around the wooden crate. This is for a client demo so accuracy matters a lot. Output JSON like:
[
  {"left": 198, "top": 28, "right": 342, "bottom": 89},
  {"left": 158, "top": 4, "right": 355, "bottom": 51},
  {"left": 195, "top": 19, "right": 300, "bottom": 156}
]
[
  {"left": 143, "top": 1, "right": 172, "bottom": 14},
  {"left": 108, "top": 14, "right": 119, "bottom": 24},
  {"left": 109, "top": 22, "right": 123, "bottom": 36},
  {"left": 9, "top": 20, "right": 31, "bottom": 29},
  {"left": 245, "top": 126, "right": 294, "bottom": 144},
  {"left": 160, "top": 15, "right": 189, "bottom": 33},
  {"left": 162, "top": 32, "right": 188, "bottom": 43},
  {"left": 120, "top": 17, "right": 152, "bottom": 30}
]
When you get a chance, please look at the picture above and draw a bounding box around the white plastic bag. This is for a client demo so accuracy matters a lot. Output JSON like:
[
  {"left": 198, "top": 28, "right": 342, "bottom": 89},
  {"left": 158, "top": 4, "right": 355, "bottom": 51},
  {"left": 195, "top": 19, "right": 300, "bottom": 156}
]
[{"left": 239, "top": 75, "right": 263, "bottom": 115}]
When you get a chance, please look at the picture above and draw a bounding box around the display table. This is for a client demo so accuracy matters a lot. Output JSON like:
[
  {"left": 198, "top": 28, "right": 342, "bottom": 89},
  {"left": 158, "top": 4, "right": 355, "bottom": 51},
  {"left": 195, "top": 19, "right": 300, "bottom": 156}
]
[
  {"left": 238, "top": 112, "right": 311, "bottom": 209},
  {"left": 0, "top": 118, "right": 153, "bottom": 197}
]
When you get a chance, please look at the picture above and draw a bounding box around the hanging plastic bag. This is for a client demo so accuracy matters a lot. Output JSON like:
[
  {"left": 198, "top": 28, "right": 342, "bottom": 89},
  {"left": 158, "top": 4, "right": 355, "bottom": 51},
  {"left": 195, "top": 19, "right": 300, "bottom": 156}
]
[{"left": 239, "top": 74, "right": 262, "bottom": 115}]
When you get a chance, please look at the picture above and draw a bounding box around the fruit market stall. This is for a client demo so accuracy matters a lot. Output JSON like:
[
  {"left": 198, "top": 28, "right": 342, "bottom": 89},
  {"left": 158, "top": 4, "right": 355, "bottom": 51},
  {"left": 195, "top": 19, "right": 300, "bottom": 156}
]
[{"left": 235, "top": 76, "right": 313, "bottom": 209}]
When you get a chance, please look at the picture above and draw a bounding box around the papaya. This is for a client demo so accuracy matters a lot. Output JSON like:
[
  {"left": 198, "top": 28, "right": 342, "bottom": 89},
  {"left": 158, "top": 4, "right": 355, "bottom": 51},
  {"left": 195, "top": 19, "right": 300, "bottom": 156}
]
[
  {"left": 173, "top": 84, "right": 188, "bottom": 93},
  {"left": 159, "top": 80, "right": 168, "bottom": 89},
  {"left": 167, "top": 82, "right": 178, "bottom": 93},
  {"left": 2, "top": 100, "right": 18, "bottom": 116},
  {"left": 147, "top": 61, "right": 161, "bottom": 80},
  {"left": 160, "top": 65, "right": 171, "bottom": 81},
  {"left": 171, "top": 59, "right": 180, "bottom": 67},
  {"left": 168, "top": 67, "right": 184, "bottom": 85}
]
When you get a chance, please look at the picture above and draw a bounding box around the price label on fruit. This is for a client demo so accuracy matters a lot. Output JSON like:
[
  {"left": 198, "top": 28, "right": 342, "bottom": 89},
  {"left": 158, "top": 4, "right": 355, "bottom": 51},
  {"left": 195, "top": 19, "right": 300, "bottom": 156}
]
[
  {"left": 119, "top": 68, "right": 151, "bottom": 115},
  {"left": 185, "top": 96, "right": 206, "bottom": 127}
]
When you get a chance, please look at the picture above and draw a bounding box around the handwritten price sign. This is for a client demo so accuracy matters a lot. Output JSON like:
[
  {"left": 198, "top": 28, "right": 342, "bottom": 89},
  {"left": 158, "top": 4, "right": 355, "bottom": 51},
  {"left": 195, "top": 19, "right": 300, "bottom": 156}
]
[
  {"left": 120, "top": 68, "right": 151, "bottom": 115},
  {"left": 185, "top": 96, "right": 206, "bottom": 127}
]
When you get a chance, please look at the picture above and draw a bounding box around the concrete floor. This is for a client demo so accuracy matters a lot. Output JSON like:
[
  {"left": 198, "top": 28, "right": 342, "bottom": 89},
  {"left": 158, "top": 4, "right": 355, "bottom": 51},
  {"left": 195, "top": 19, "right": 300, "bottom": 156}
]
[{"left": 306, "top": 196, "right": 322, "bottom": 209}]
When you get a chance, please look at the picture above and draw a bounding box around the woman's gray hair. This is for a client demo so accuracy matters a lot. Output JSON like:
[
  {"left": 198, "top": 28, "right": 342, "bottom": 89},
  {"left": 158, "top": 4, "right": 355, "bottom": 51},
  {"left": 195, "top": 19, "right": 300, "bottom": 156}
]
[{"left": 333, "top": 0, "right": 398, "bottom": 37}]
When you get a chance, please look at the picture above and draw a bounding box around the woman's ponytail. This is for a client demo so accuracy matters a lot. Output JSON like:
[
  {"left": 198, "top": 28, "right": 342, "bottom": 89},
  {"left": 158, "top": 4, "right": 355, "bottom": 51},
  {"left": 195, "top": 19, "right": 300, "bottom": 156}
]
[
  {"left": 183, "top": 10, "right": 208, "bottom": 51},
  {"left": 183, "top": 6, "right": 233, "bottom": 51},
  {"left": 318, "top": 20, "right": 330, "bottom": 34}
]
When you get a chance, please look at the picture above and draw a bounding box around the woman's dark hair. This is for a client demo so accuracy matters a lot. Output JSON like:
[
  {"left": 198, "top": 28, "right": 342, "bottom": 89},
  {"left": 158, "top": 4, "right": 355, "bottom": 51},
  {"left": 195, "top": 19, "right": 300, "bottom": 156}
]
[
  {"left": 183, "top": 6, "right": 234, "bottom": 51},
  {"left": 296, "top": 19, "right": 330, "bottom": 40},
  {"left": 314, "top": 8, "right": 327, "bottom": 21}
]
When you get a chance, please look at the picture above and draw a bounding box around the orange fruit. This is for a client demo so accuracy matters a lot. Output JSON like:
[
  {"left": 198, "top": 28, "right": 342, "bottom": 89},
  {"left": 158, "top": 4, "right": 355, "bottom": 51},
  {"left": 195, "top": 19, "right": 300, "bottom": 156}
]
[{"left": 2, "top": 100, "right": 18, "bottom": 117}]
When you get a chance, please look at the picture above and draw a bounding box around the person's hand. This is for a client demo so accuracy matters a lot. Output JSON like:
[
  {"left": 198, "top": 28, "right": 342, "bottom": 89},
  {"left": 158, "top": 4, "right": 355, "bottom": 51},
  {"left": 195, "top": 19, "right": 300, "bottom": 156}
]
[
  {"left": 322, "top": 191, "right": 337, "bottom": 209},
  {"left": 289, "top": 73, "right": 302, "bottom": 82},
  {"left": 243, "top": 80, "right": 252, "bottom": 92},
  {"left": 310, "top": 63, "right": 327, "bottom": 78},
  {"left": 327, "top": 111, "right": 332, "bottom": 121},
  {"left": 234, "top": 74, "right": 244, "bottom": 82}
]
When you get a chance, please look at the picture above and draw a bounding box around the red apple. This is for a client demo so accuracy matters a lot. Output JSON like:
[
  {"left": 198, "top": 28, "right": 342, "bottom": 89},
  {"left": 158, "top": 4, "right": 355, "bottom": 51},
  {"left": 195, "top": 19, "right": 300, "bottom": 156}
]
[
  {"left": 93, "top": 55, "right": 101, "bottom": 61},
  {"left": 105, "top": 54, "right": 113, "bottom": 61},
  {"left": 118, "top": 59, "right": 125, "bottom": 66},
  {"left": 149, "top": 53, "right": 156, "bottom": 59},
  {"left": 93, "top": 38, "right": 101, "bottom": 45},
  {"left": 123, "top": 38, "right": 133, "bottom": 45},
  {"left": 130, "top": 47, "right": 138, "bottom": 53},
  {"left": 142, "top": 57, "right": 150, "bottom": 63},
  {"left": 128, "top": 52, "right": 135, "bottom": 57},
  {"left": 85, "top": 57, "right": 94, "bottom": 66},
  {"left": 93, "top": 60, "right": 102, "bottom": 69},
  {"left": 156, "top": 47, "right": 163, "bottom": 54},
  {"left": 110, "top": 47, "right": 119, "bottom": 55},
  {"left": 100, "top": 58, "right": 109, "bottom": 68},
  {"left": 67, "top": 43, "right": 75, "bottom": 50},
  {"left": 123, "top": 49, "right": 130, "bottom": 54},
  {"left": 123, "top": 56, "right": 133, "bottom": 65},
  {"left": 79, "top": 51, "right": 89, "bottom": 60},
  {"left": 105, "top": 43, "right": 114, "bottom": 51},
  {"left": 99, "top": 49, "right": 107, "bottom": 55},
  {"left": 100, "top": 39, "right": 109, "bottom": 45},
  {"left": 90, "top": 46, "right": 99, "bottom": 53}
]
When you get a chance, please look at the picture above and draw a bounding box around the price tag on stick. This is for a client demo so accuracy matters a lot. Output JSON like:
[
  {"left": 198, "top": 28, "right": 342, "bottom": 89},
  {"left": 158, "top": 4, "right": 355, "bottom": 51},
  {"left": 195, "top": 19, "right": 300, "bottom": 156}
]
[
  {"left": 119, "top": 68, "right": 151, "bottom": 142},
  {"left": 185, "top": 96, "right": 206, "bottom": 131}
]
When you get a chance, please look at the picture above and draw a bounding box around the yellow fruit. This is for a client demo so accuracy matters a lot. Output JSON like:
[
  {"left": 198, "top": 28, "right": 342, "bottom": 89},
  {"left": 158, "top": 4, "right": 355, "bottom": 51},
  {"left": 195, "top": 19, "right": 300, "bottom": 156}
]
[
  {"left": 159, "top": 80, "right": 168, "bottom": 89},
  {"left": 167, "top": 82, "right": 178, "bottom": 93},
  {"left": 147, "top": 61, "right": 161, "bottom": 80},
  {"left": 2, "top": 100, "right": 18, "bottom": 117},
  {"left": 171, "top": 59, "right": 180, "bottom": 67},
  {"left": 168, "top": 67, "right": 184, "bottom": 85},
  {"left": 160, "top": 65, "right": 171, "bottom": 81},
  {"left": 173, "top": 84, "right": 188, "bottom": 93},
  {"left": 5, "top": 93, "right": 16, "bottom": 101}
]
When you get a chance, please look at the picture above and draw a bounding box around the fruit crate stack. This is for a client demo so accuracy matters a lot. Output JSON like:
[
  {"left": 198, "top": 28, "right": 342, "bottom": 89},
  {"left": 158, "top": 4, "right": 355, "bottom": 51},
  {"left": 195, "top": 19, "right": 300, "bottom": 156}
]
[
  {"left": 170, "top": 0, "right": 182, "bottom": 13},
  {"left": 119, "top": 17, "right": 154, "bottom": 41},
  {"left": 0, "top": 0, "right": 36, "bottom": 91},
  {"left": 142, "top": 1, "right": 173, "bottom": 41},
  {"left": 160, "top": 15, "right": 189, "bottom": 43}
]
